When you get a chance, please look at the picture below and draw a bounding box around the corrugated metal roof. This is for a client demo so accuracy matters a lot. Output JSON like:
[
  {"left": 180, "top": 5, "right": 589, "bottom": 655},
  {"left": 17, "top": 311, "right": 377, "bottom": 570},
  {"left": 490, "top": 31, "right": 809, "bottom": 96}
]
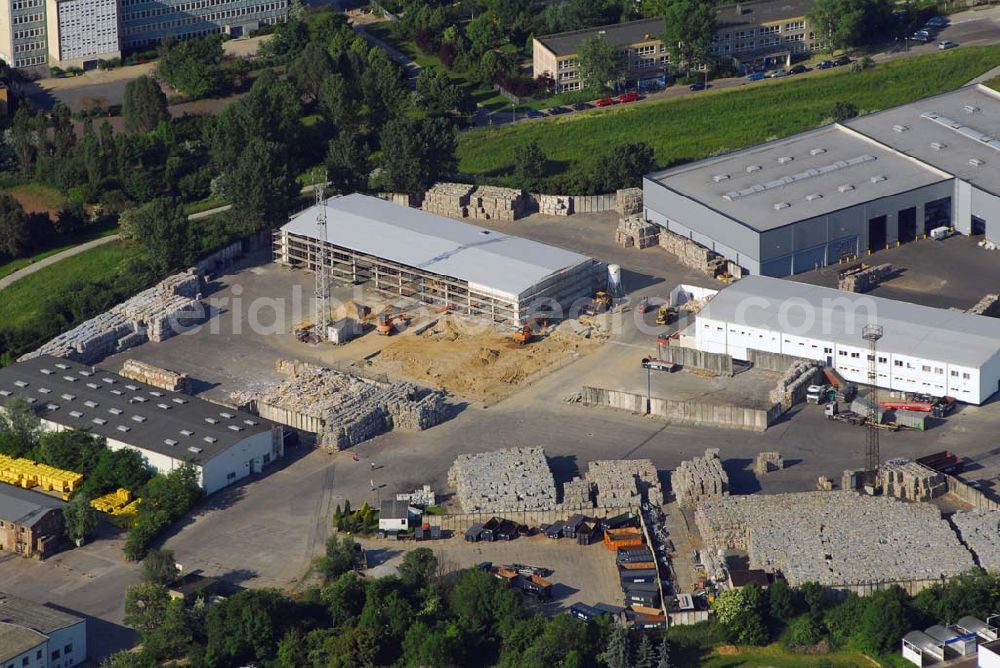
[
  {"left": 0, "top": 487, "right": 65, "bottom": 529},
  {"left": 281, "top": 194, "right": 594, "bottom": 300},
  {"left": 0, "top": 592, "right": 83, "bottom": 635},
  {"left": 0, "top": 622, "right": 47, "bottom": 663},
  {"left": 699, "top": 275, "right": 1000, "bottom": 368},
  {"left": 0, "top": 356, "right": 275, "bottom": 465}
]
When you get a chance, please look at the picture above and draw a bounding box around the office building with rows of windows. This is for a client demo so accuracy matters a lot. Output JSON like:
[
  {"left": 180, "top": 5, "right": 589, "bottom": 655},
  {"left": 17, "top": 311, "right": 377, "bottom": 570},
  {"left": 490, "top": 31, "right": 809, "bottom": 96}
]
[{"left": 119, "top": 0, "right": 286, "bottom": 50}]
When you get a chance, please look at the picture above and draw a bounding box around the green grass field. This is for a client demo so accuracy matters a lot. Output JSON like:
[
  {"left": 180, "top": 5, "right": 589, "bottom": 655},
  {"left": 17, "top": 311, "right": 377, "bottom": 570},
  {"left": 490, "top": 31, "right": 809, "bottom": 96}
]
[
  {"left": 701, "top": 645, "right": 875, "bottom": 667},
  {"left": 0, "top": 227, "right": 119, "bottom": 281},
  {"left": 0, "top": 242, "right": 133, "bottom": 329},
  {"left": 3, "top": 183, "right": 66, "bottom": 215},
  {"left": 457, "top": 46, "right": 1000, "bottom": 184}
]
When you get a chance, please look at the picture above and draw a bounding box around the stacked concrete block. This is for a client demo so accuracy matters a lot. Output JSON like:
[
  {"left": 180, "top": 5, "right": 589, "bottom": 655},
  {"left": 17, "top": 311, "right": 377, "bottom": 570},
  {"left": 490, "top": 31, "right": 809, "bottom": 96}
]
[
  {"left": 562, "top": 477, "right": 594, "bottom": 508},
  {"left": 120, "top": 359, "right": 192, "bottom": 394},
  {"left": 838, "top": 263, "right": 893, "bottom": 293},
  {"left": 237, "top": 362, "right": 447, "bottom": 450},
  {"left": 397, "top": 485, "right": 436, "bottom": 506},
  {"left": 816, "top": 476, "right": 834, "bottom": 491},
  {"left": 20, "top": 270, "right": 206, "bottom": 365},
  {"left": 953, "top": 509, "right": 1000, "bottom": 572},
  {"left": 842, "top": 469, "right": 864, "bottom": 491},
  {"left": 615, "top": 188, "right": 643, "bottom": 217},
  {"left": 879, "top": 459, "right": 946, "bottom": 502},
  {"left": 615, "top": 215, "right": 660, "bottom": 249},
  {"left": 658, "top": 228, "right": 726, "bottom": 276},
  {"left": 695, "top": 491, "right": 975, "bottom": 587},
  {"left": 673, "top": 449, "right": 729, "bottom": 507},
  {"left": 468, "top": 186, "right": 529, "bottom": 221},
  {"left": 537, "top": 194, "right": 571, "bottom": 216},
  {"left": 587, "top": 459, "right": 663, "bottom": 507},
  {"left": 968, "top": 294, "right": 1000, "bottom": 317},
  {"left": 422, "top": 182, "right": 475, "bottom": 218},
  {"left": 770, "top": 361, "right": 822, "bottom": 408},
  {"left": 448, "top": 447, "right": 558, "bottom": 513},
  {"left": 754, "top": 452, "right": 784, "bottom": 475}
]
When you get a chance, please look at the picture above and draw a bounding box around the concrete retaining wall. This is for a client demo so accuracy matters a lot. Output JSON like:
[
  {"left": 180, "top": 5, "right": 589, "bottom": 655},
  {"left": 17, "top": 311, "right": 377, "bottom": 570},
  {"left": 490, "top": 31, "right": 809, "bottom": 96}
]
[
  {"left": 572, "top": 193, "right": 617, "bottom": 213},
  {"left": 581, "top": 386, "right": 779, "bottom": 432},
  {"left": 248, "top": 399, "right": 325, "bottom": 433},
  {"left": 661, "top": 345, "right": 734, "bottom": 376},
  {"left": 945, "top": 474, "right": 1000, "bottom": 511},
  {"left": 747, "top": 349, "right": 814, "bottom": 373},
  {"left": 436, "top": 506, "right": 624, "bottom": 532}
]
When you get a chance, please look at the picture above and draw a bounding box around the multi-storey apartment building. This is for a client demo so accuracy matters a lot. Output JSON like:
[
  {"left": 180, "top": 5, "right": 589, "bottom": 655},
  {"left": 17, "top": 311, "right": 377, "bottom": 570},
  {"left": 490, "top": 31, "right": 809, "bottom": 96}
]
[
  {"left": 119, "top": 0, "right": 287, "bottom": 50},
  {"left": 46, "top": 0, "right": 121, "bottom": 69},
  {"left": 0, "top": 0, "right": 50, "bottom": 71},
  {"left": 533, "top": 0, "right": 817, "bottom": 93}
]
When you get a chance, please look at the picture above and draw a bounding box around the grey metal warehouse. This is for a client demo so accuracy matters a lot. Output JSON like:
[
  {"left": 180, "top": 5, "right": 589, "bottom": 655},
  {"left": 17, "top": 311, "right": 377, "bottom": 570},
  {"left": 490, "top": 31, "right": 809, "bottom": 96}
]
[
  {"left": 643, "top": 84, "right": 1000, "bottom": 277},
  {"left": 273, "top": 194, "right": 604, "bottom": 324}
]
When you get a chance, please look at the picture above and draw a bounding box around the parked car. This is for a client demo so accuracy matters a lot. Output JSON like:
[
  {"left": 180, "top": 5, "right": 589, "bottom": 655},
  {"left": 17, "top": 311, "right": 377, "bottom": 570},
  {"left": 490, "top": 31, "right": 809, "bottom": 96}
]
[
  {"left": 571, "top": 102, "right": 591, "bottom": 111},
  {"left": 524, "top": 109, "right": 546, "bottom": 118},
  {"left": 817, "top": 60, "right": 833, "bottom": 69},
  {"left": 938, "top": 40, "right": 958, "bottom": 50},
  {"left": 769, "top": 69, "right": 788, "bottom": 78},
  {"left": 833, "top": 55, "right": 852, "bottom": 66},
  {"left": 595, "top": 97, "right": 616, "bottom": 107},
  {"left": 688, "top": 81, "right": 707, "bottom": 91},
  {"left": 746, "top": 72, "right": 766, "bottom": 81},
  {"left": 547, "top": 106, "right": 570, "bottom": 115},
  {"left": 617, "top": 91, "right": 639, "bottom": 103},
  {"left": 789, "top": 64, "right": 808, "bottom": 74},
  {"left": 926, "top": 15, "right": 948, "bottom": 27},
  {"left": 913, "top": 30, "right": 931, "bottom": 42}
]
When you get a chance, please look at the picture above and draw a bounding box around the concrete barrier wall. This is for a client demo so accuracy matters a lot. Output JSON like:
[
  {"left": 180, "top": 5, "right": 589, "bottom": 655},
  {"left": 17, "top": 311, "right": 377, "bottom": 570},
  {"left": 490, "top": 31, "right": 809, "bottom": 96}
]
[
  {"left": 572, "top": 193, "right": 617, "bottom": 214},
  {"left": 436, "top": 505, "right": 627, "bottom": 532},
  {"left": 945, "top": 474, "right": 1000, "bottom": 511},
  {"left": 582, "top": 386, "right": 778, "bottom": 432},
  {"left": 661, "top": 345, "right": 734, "bottom": 376},
  {"left": 250, "top": 400, "right": 325, "bottom": 434},
  {"left": 830, "top": 578, "right": 942, "bottom": 597},
  {"left": 747, "top": 349, "right": 815, "bottom": 373}
]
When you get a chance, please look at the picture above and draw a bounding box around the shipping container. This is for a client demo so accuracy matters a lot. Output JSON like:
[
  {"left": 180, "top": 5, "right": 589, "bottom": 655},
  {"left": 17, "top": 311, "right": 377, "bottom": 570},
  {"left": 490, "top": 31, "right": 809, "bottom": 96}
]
[{"left": 894, "top": 408, "right": 927, "bottom": 430}]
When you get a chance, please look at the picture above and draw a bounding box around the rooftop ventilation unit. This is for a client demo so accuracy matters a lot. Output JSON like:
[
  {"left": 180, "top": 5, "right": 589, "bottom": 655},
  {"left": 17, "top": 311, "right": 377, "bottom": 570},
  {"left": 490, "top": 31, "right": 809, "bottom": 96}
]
[
  {"left": 712, "top": 174, "right": 730, "bottom": 182},
  {"left": 809, "top": 148, "right": 826, "bottom": 156},
  {"left": 190, "top": 445, "right": 205, "bottom": 453},
  {"left": 62, "top": 376, "right": 76, "bottom": 382},
  {"left": 117, "top": 425, "right": 131, "bottom": 433},
  {"left": 86, "top": 383, "right": 99, "bottom": 390},
  {"left": 69, "top": 410, "right": 83, "bottom": 418},
  {"left": 921, "top": 112, "right": 1000, "bottom": 152},
  {"left": 109, "top": 408, "right": 123, "bottom": 415},
  {"left": 243, "top": 419, "right": 258, "bottom": 426},
  {"left": 172, "top": 398, "right": 187, "bottom": 405},
  {"left": 722, "top": 154, "right": 875, "bottom": 201},
  {"left": 131, "top": 415, "right": 147, "bottom": 423},
  {"left": 838, "top": 184, "right": 854, "bottom": 193},
  {"left": 870, "top": 175, "right": 886, "bottom": 183},
  {"left": 0, "top": 390, "right": 10, "bottom": 397},
  {"left": 46, "top": 404, "right": 59, "bottom": 411},
  {"left": 102, "top": 377, "right": 115, "bottom": 384},
  {"left": 40, "top": 368, "right": 53, "bottom": 375},
  {"left": 892, "top": 124, "right": 908, "bottom": 133},
  {"left": 228, "top": 425, "right": 243, "bottom": 432},
  {"left": 13, "top": 380, "right": 28, "bottom": 388},
  {"left": 55, "top": 363, "right": 69, "bottom": 370},
  {"left": 773, "top": 202, "right": 790, "bottom": 210},
  {"left": 37, "top": 388, "right": 50, "bottom": 394},
  {"left": 110, "top": 389, "right": 123, "bottom": 396},
  {"left": 92, "top": 418, "right": 107, "bottom": 425},
  {"left": 930, "top": 142, "right": 946, "bottom": 150},
  {"left": 970, "top": 158, "right": 985, "bottom": 166},
  {"left": 965, "top": 105, "right": 980, "bottom": 113},
  {"left": 205, "top": 417, "right": 218, "bottom": 424},
  {"left": 778, "top": 156, "right": 793, "bottom": 164},
  {"left": 157, "top": 403, "right": 171, "bottom": 410},
  {"left": 84, "top": 400, "right": 99, "bottom": 408},
  {"left": 125, "top": 384, "right": 139, "bottom": 391},
  {"left": 150, "top": 391, "right": 163, "bottom": 397},
  {"left": 220, "top": 412, "right": 234, "bottom": 419},
  {"left": 806, "top": 193, "right": 823, "bottom": 201},
  {"left": 165, "top": 439, "right": 178, "bottom": 446},
  {"left": 746, "top": 164, "right": 762, "bottom": 173},
  {"left": 133, "top": 396, "right": 147, "bottom": 403},
  {"left": 60, "top": 393, "right": 75, "bottom": 401},
  {"left": 79, "top": 370, "right": 92, "bottom": 377},
  {"left": 202, "top": 436, "right": 216, "bottom": 444},
  {"left": 180, "top": 429, "right": 193, "bottom": 436}
]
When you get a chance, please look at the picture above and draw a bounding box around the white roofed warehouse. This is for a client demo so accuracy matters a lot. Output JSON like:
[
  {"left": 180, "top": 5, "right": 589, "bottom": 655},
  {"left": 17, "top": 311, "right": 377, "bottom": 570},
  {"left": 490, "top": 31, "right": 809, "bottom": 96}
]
[
  {"left": 274, "top": 194, "right": 604, "bottom": 324},
  {"left": 693, "top": 275, "right": 1000, "bottom": 404},
  {"left": 644, "top": 84, "right": 1000, "bottom": 277}
]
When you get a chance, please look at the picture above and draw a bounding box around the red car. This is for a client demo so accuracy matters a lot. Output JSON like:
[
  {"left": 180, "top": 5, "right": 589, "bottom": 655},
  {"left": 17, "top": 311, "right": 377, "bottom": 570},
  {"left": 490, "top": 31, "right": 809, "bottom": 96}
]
[
  {"left": 617, "top": 91, "right": 639, "bottom": 103},
  {"left": 595, "top": 97, "right": 616, "bottom": 107}
]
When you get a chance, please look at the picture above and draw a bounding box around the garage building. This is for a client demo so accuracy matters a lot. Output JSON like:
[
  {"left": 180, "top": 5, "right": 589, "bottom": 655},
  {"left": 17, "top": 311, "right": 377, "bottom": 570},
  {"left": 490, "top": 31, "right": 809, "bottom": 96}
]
[
  {"left": 0, "top": 356, "right": 284, "bottom": 495},
  {"left": 644, "top": 84, "right": 1000, "bottom": 277},
  {"left": 693, "top": 275, "right": 1000, "bottom": 404},
  {"left": 273, "top": 194, "right": 604, "bottom": 324}
]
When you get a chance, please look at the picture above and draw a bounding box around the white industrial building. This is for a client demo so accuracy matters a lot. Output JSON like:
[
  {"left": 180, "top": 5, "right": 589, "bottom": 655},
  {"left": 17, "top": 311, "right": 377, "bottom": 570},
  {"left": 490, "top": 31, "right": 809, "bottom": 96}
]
[
  {"left": 0, "top": 356, "right": 284, "bottom": 495},
  {"left": 644, "top": 84, "right": 1000, "bottom": 277},
  {"left": 0, "top": 591, "right": 87, "bottom": 668},
  {"left": 693, "top": 275, "right": 1000, "bottom": 404},
  {"left": 274, "top": 194, "right": 604, "bottom": 325}
]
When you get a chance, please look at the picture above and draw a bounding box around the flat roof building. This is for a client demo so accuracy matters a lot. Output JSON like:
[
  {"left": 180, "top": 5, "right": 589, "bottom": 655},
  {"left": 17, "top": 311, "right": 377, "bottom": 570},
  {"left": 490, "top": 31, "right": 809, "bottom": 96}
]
[
  {"left": 0, "top": 356, "right": 284, "bottom": 495},
  {"left": 0, "top": 591, "right": 87, "bottom": 668},
  {"left": 274, "top": 194, "right": 603, "bottom": 325},
  {"left": 694, "top": 275, "right": 1000, "bottom": 404},
  {"left": 45, "top": 0, "right": 121, "bottom": 69},
  {"left": 645, "top": 85, "right": 1000, "bottom": 277},
  {"left": 533, "top": 0, "right": 817, "bottom": 93}
]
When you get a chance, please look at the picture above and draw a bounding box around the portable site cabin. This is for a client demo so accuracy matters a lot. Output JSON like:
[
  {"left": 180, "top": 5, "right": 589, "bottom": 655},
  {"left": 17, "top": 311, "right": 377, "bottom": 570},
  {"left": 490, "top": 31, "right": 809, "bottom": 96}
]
[{"left": 902, "top": 630, "right": 945, "bottom": 666}]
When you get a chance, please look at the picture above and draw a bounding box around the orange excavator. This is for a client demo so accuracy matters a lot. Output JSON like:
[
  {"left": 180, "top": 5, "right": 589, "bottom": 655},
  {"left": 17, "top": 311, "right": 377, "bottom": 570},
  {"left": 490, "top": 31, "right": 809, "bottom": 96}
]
[
  {"left": 512, "top": 317, "right": 549, "bottom": 345},
  {"left": 376, "top": 307, "right": 401, "bottom": 336}
]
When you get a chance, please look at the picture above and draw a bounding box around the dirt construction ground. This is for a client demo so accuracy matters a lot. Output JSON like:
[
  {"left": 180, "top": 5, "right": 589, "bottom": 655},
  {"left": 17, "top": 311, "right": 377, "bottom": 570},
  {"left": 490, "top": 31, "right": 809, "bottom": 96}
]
[{"left": 373, "top": 315, "right": 603, "bottom": 405}]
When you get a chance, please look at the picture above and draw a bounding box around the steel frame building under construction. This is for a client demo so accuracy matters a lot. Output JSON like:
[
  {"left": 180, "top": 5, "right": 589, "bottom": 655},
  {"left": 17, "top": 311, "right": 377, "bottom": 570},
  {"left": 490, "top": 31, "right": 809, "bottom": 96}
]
[{"left": 273, "top": 194, "right": 604, "bottom": 324}]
